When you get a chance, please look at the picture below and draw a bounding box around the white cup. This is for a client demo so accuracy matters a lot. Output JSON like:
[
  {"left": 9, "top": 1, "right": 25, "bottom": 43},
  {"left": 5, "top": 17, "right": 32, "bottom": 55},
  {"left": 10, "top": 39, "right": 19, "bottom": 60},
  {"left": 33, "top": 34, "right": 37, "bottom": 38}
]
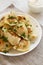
[{"left": 28, "top": 0, "right": 43, "bottom": 13}]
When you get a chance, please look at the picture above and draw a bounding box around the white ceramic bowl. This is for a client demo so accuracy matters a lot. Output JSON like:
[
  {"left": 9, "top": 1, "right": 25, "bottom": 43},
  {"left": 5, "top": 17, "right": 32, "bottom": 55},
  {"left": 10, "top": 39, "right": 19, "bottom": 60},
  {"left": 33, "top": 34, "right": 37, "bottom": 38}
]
[
  {"left": 28, "top": 0, "right": 43, "bottom": 13},
  {"left": 0, "top": 11, "right": 42, "bottom": 56}
]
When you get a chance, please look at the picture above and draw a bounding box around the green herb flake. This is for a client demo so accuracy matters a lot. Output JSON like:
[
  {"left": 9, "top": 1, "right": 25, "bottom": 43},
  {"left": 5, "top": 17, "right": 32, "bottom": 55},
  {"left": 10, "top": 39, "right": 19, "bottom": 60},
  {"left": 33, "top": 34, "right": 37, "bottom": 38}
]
[
  {"left": 13, "top": 22, "right": 17, "bottom": 24},
  {"left": 8, "top": 16, "right": 16, "bottom": 19},
  {"left": 2, "top": 36, "right": 8, "bottom": 42},
  {"left": 21, "top": 32, "right": 26, "bottom": 38},
  {"left": 17, "top": 26, "right": 19, "bottom": 28},
  {"left": 4, "top": 28, "right": 6, "bottom": 29},
  {"left": 9, "top": 22, "right": 12, "bottom": 24},
  {"left": 20, "top": 25, "right": 22, "bottom": 27},
  {"left": 14, "top": 29, "right": 17, "bottom": 32},
  {"left": 3, "top": 50, "right": 8, "bottom": 53},
  {"left": 17, "top": 25, "right": 22, "bottom": 28},
  {"left": 25, "top": 24, "right": 29, "bottom": 27},
  {"left": 30, "top": 25, "right": 32, "bottom": 27},
  {"left": 8, "top": 27, "right": 12, "bottom": 30},
  {"left": 6, "top": 44, "right": 8, "bottom": 47},
  {"left": 9, "top": 21, "right": 17, "bottom": 24}
]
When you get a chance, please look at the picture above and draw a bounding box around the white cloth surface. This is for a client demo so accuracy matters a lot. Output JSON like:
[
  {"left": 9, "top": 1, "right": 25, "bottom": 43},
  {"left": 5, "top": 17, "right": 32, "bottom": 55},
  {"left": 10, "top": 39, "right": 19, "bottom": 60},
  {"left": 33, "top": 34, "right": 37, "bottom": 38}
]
[{"left": 0, "top": 0, "right": 12, "bottom": 12}]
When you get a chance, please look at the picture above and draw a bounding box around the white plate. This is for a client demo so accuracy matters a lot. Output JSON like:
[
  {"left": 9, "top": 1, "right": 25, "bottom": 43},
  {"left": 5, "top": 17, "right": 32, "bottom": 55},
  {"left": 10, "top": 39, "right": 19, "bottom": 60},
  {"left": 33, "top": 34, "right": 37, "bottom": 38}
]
[{"left": 0, "top": 11, "right": 42, "bottom": 56}]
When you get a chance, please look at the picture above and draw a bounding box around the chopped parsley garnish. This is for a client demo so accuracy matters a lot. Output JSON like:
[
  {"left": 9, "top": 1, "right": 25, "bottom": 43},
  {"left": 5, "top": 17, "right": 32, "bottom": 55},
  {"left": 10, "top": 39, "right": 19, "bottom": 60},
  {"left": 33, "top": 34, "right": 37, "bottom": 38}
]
[
  {"left": 0, "top": 35, "right": 8, "bottom": 42},
  {"left": 17, "top": 25, "right": 22, "bottom": 28},
  {"left": 4, "top": 28, "right": 6, "bottom": 29},
  {"left": 19, "top": 24, "right": 23, "bottom": 27},
  {"left": 3, "top": 50, "right": 8, "bottom": 53},
  {"left": 1, "top": 36, "right": 8, "bottom": 42},
  {"left": 6, "top": 44, "right": 8, "bottom": 47},
  {"left": 8, "top": 16, "right": 16, "bottom": 19},
  {"left": 30, "top": 25, "right": 32, "bottom": 27},
  {"left": 21, "top": 32, "right": 26, "bottom": 38},
  {"left": 9, "top": 22, "right": 13, "bottom": 24},
  {"left": 20, "top": 25, "right": 22, "bottom": 27},
  {"left": 13, "top": 22, "right": 17, "bottom": 24},
  {"left": 8, "top": 27, "right": 12, "bottom": 30},
  {"left": 25, "top": 24, "right": 29, "bottom": 27},
  {"left": 14, "top": 29, "right": 17, "bottom": 32},
  {"left": 17, "top": 26, "right": 19, "bottom": 28},
  {"left": 9, "top": 21, "right": 17, "bottom": 24}
]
